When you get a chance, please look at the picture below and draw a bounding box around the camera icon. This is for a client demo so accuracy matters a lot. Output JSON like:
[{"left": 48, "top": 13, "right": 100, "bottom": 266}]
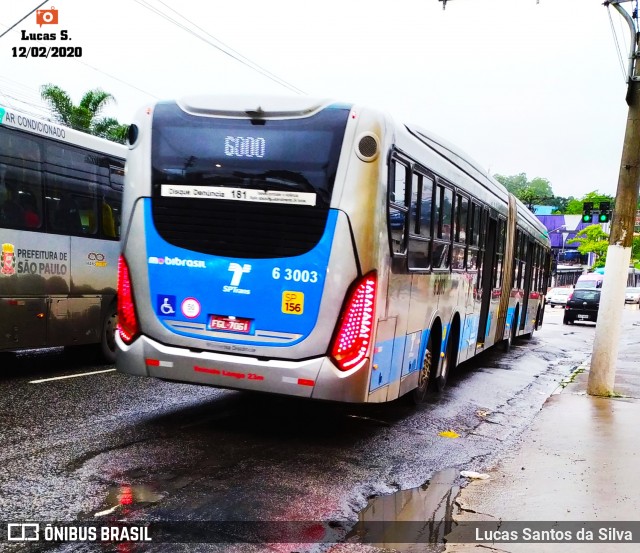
[{"left": 36, "top": 7, "right": 58, "bottom": 27}]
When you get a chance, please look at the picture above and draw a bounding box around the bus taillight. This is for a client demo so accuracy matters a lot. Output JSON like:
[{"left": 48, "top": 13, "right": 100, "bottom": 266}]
[
  {"left": 117, "top": 255, "right": 139, "bottom": 344},
  {"left": 330, "top": 272, "right": 377, "bottom": 372}
]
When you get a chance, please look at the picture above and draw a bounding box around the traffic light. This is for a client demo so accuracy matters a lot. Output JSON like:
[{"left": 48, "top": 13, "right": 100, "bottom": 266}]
[
  {"left": 598, "top": 201, "right": 611, "bottom": 223},
  {"left": 582, "top": 202, "right": 593, "bottom": 223}
]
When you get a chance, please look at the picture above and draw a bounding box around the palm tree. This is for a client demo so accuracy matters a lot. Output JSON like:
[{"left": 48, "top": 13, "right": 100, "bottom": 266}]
[{"left": 40, "top": 84, "right": 128, "bottom": 144}]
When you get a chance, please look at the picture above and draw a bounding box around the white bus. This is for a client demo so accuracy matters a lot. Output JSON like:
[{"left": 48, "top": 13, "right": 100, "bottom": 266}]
[
  {"left": 116, "top": 96, "right": 551, "bottom": 402},
  {"left": 0, "top": 105, "right": 126, "bottom": 362}
]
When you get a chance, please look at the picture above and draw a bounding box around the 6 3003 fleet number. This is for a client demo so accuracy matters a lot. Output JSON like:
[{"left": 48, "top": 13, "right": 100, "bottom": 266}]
[{"left": 272, "top": 267, "right": 319, "bottom": 283}]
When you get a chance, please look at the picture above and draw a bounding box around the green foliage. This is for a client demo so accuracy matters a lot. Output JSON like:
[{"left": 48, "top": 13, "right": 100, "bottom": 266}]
[
  {"left": 565, "top": 191, "right": 614, "bottom": 215},
  {"left": 633, "top": 235, "right": 640, "bottom": 268},
  {"left": 548, "top": 196, "right": 572, "bottom": 214},
  {"left": 40, "top": 84, "right": 128, "bottom": 144},
  {"left": 566, "top": 224, "right": 609, "bottom": 267},
  {"left": 493, "top": 173, "right": 554, "bottom": 209}
]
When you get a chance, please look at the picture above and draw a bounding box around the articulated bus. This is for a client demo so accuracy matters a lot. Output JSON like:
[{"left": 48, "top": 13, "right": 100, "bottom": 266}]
[
  {"left": 116, "top": 96, "right": 551, "bottom": 403},
  {"left": 0, "top": 106, "right": 126, "bottom": 362}
]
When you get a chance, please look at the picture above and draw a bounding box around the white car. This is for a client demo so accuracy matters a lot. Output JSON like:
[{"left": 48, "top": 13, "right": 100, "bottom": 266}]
[
  {"left": 625, "top": 287, "right": 640, "bottom": 304},
  {"left": 546, "top": 287, "right": 572, "bottom": 308}
]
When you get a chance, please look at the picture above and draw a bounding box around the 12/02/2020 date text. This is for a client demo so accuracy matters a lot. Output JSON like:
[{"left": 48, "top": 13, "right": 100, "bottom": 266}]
[{"left": 12, "top": 46, "right": 82, "bottom": 58}]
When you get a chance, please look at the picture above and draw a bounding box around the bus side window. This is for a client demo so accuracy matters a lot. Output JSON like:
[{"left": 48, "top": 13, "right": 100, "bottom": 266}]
[
  {"left": 54, "top": 193, "right": 83, "bottom": 235},
  {"left": 431, "top": 183, "right": 451, "bottom": 269},
  {"left": 102, "top": 201, "right": 115, "bottom": 237},
  {"left": 44, "top": 143, "right": 99, "bottom": 236},
  {"left": 101, "top": 182, "right": 121, "bottom": 240},
  {"left": 467, "top": 202, "right": 480, "bottom": 271},
  {"left": 452, "top": 194, "right": 468, "bottom": 270},
  {"left": 389, "top": 159, "right": 409, "bottom": 256},
  {"left": 0, "top": 129, "right": 43, "bottom": 230},
  {"left": 408, "top": 173, "right": 430, "bottom": 270}
]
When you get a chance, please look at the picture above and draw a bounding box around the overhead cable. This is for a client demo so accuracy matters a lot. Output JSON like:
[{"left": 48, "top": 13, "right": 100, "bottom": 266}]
[{"left": 132, "top": 0, "right": 306, "bottom": 95}]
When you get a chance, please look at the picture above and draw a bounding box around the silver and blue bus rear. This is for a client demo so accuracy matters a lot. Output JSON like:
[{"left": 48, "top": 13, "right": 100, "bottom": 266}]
[{"left": 116, "top": 96, "right": 388, "bottom": 402}]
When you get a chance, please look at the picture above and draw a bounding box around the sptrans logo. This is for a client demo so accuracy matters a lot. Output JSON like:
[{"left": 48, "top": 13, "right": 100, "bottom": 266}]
[
  {"left": 224, "top": 263, "right": 251, "bottom": 294},
  {"left": 148, "top": 256, "right": 206, "bottom": 269}
]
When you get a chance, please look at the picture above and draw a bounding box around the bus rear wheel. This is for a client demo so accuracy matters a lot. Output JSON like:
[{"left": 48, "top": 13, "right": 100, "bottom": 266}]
[
  {"left": 409, "top": 334, "right": 435, "bottom": 404},
  {"left": 437, "top": 332, "right": 457, "bottom": 392},
  {"left": 100, "top": 307, "right": 118, "bottom": 364}
]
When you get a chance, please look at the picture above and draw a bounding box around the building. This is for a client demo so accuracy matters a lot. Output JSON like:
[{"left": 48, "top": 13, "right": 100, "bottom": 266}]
[{"left": 536, "top": 214, "right": 594, "bottom": 287}]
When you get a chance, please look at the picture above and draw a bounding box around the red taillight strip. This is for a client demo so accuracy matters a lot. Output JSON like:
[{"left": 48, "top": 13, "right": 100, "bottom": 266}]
[
  {"left": 117, "top": 255, "right": 139, "bottom": 344},
  {"left": 330, "top": 272, "right": 377, "bottom": 372}
]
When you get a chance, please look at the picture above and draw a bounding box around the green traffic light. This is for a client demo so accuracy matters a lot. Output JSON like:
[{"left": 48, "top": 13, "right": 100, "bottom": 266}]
[
  {"left": 599, "top": 214, "right": 609, "bottom": 223},
  {"left": 582, "top": 214, "right": 591, "bottom": 223}
]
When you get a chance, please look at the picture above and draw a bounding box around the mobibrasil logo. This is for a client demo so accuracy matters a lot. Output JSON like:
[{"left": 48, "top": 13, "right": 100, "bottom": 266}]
[
  {"left": 148, "top": 256, "right": 206, "bottom": 269},
  {"left": 0, "top": 107, "right": 5, "bottom": 124}
]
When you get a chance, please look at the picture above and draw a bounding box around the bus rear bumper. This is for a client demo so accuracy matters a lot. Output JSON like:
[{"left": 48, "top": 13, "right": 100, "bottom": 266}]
[{"left": 115, "top": 334, "right": 370, "bottom": 402}]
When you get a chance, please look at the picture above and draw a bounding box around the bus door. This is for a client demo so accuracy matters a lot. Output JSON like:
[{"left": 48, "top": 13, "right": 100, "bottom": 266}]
[
  {"left": 520, "top": 238, "right": 533, "bottom": 331},
  {"left": 476, "top": 215, "right": 497, "bottom": 349}
]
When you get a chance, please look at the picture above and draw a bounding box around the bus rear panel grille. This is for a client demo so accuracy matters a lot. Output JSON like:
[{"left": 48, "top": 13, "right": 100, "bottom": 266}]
[{"left": 152, "top": 198, "right": 329, "bottom": 259}]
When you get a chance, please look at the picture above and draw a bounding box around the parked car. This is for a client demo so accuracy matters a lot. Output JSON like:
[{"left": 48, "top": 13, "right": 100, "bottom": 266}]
[
  {"left": 546, "top": 287, "right": 572, "bottom": 308},
  {"left": 563, "top": 289, "right": 601, "bottom": 325},
  {"left": 625, "top": 287, "right": 640, "bottom": 304}
]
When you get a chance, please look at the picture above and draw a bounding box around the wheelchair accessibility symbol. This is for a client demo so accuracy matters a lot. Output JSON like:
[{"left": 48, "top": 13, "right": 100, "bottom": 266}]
[{"left": 156, "top": 295, "right": 176, "bottom": 317}]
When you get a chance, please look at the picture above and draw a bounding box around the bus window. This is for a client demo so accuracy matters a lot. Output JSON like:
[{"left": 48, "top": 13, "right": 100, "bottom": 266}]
[
  {"left": 45, "top": 144, "right": 99, "bottom": 236},
  {"left": 432, "top": 184, "right": 451, "bottom": 269},
  {"left": 452, "top": 194, "right": 468, "bottom": 270},
  {"left": 408, "top": 173, "right": 433, "bottom": 271},
  {"left": 0, "top": 129, "right": 42, "bottom": 230},
  {"left": 467, "top": 202, "right": 480, "bottom": 270},
  {"left": 409, "top": 173, "right": 419, "bottom": 235},
  {"left": 420, "top": 175, "right": 433, "bottom": 238},
  {"left": 389, "top": 160, "right": 409, "bottom": 256},
  {"left": 101, "top": 192, "right": 121, "bottom": 239},
  {"left": 442, "top": 187, "right": 453, "bottom": 241}
]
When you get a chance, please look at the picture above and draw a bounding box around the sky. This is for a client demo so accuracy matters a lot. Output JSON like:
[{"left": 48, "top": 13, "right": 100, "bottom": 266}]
[{"left": 0, "top": 0, "right": 634, "bottom": 199}]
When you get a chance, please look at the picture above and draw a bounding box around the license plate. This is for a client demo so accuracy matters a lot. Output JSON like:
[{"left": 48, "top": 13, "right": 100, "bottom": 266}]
[
  {"left": 577, "top": 314, "right": 589, "bottom": 320},
  {"left": 208, "top": 314, "right": 252, "bottom": 333}
]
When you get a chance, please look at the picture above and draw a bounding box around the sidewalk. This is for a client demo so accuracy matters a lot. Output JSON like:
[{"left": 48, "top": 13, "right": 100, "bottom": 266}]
[{"left": 445, "top": 314, "right": 640, "bottom": 552}]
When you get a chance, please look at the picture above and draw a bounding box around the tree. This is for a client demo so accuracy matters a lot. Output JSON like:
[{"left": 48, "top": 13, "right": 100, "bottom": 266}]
[
  {"left": 493, "top": 173, "right": 554, "bottom": 210},
  {"left": 566, "top": 224, "right": 610, "bottom": 268},
  {"left": 40, "top": 84, "right": 128, "bottom": 144},
  {"left": 547, "top": 195, "right": 573, "bottom": 214},
  {"left": 564, "top": 190, "right": 615, "bottom": 215}
]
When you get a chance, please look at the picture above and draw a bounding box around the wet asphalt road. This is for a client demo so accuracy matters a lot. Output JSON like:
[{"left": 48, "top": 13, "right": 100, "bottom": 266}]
[{"left": 2, "top": 305, "right": 635, "bottom": 553}]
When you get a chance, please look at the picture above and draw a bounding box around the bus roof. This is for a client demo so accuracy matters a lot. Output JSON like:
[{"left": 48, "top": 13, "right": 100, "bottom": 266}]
[{"left": 0, "top": 105, "right": 126, "bottom": 159}]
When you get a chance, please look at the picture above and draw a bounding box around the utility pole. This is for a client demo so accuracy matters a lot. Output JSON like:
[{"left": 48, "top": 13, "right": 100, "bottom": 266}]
[{"left": 588, "top": 1, "right": 640, "bottom": 396}]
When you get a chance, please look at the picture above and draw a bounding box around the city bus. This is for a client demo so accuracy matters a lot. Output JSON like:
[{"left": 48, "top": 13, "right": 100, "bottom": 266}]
[
  {"left": 0, "top": 105, "right": 126, "bottom": 362},
  {"left": 116, "top": 96, "right": 551, "bottom": 403}
]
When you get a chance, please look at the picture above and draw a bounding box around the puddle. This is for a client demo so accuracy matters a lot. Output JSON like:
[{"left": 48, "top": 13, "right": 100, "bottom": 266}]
[
  {"left": 93, "top": 483, "right": 165, "bottom": 517},
  {"left": 347, "top": 467, "right": 459, "bottom": 552}
]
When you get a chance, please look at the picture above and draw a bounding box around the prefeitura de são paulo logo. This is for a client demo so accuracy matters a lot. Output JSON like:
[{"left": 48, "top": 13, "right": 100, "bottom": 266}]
[{"left": 1, "top": 243, "right": 16, "bottom": 275}]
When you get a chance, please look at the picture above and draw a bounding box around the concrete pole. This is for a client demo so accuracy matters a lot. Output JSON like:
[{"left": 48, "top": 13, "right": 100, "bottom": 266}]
[{"left": 588, "top": 4, "right": 640, "bottom": 396}]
